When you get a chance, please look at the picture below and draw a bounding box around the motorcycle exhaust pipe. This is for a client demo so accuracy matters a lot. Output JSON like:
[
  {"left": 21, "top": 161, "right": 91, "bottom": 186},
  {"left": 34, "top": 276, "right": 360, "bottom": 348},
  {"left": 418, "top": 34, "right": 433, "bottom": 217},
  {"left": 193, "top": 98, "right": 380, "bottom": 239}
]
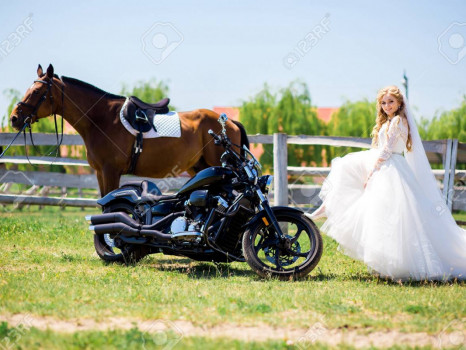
[
  {"left": 90, "top": 222, "right": 140, "bottom": 235},
  {"left": 86, "top": 211, "right": 184, "bottom": 231},
  {"left": 86, "top": 212, "right": 138, "bottom": 228},
  {"left": 89, "top": 222, "right": 172, "bottom": 242}
]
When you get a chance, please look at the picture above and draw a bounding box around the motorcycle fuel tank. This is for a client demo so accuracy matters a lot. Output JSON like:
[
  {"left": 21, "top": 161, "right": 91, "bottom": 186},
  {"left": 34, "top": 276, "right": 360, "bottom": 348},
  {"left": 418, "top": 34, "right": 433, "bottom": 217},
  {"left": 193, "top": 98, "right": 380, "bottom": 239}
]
[{"left": 178, "top": 167, "right": 233, "bottom": 195}]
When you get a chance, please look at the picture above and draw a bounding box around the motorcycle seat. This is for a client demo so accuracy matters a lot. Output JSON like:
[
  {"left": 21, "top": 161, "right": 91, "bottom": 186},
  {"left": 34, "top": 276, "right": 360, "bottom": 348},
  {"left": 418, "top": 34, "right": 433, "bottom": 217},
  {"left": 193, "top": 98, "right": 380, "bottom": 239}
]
[
  {"left": 139, "top": 180, "right": 177, "bottom": 203},
  {"left": 139, "top": 193, "right": 177, "bottom": 204},
  {"left": 121, "top": 180, "right": 162, "bottom": 196}
]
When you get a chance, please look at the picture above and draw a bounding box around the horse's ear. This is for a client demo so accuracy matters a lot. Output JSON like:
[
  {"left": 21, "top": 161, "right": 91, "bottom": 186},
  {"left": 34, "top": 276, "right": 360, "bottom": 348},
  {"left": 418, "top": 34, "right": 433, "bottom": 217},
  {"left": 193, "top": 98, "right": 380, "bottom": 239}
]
[
  {"left": 46, "top": 64, "right": 54, "bottom": 79},
  {"left": 37, "top": 64, "right": 43, "bottom": 77}
]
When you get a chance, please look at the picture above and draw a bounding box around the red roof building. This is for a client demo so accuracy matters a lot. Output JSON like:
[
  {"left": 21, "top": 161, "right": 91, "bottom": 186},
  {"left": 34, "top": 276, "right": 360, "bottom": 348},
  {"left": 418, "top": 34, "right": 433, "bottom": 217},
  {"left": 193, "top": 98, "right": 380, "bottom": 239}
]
[
  {"left": 210, "top": 106, "right": 338, "bottom": 168},
  {"left": 315, "top": 107, "right": 339, "bottom": 123},
  {"left": 213, "top": 106, "right": 338, "bottom": 124},
  {"left": 212, "top": 107, "right": 240, "bottom": 121}
]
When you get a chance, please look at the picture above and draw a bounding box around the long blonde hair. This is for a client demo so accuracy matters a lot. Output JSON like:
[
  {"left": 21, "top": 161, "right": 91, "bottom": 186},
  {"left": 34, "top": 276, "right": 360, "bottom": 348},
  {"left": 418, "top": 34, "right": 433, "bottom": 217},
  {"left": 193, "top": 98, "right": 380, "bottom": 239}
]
[{"left": 370, "top": 85, "right": 412, "bottom": 151}]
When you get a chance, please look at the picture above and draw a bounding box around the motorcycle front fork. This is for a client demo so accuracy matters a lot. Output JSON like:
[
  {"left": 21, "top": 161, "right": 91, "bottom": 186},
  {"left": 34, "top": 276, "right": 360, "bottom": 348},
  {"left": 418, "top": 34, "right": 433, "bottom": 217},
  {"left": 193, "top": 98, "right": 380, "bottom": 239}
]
[{"left": 256, "top": 188, "right": 287, "bottom": 242}]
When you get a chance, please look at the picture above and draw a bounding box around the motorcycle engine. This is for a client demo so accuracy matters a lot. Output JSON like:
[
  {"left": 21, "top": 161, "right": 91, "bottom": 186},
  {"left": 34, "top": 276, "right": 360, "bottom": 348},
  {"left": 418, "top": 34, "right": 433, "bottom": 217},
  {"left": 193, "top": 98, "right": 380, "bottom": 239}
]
[
  {"left": 169, "top": 216, "right": 204, "bottom": 235},
  {"left": 170, "top": 217, "right": 188, "bottom": 234},
  {"left": 169, "top": 190, "right": 212, "bottom": 242}
]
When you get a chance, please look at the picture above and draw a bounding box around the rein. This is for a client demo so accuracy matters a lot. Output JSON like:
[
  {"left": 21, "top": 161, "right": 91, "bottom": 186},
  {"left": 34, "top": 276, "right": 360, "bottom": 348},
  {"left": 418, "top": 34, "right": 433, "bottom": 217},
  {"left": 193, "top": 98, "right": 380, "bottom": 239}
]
[
  {"left": 24, "top": 83, "right": 65, "bottom": 165},
  {"left": 0, "top": 122, "right": 29, "bottom": 158},
  {"left": 4, "top": 79, "right": 65, "bottom": 165}
]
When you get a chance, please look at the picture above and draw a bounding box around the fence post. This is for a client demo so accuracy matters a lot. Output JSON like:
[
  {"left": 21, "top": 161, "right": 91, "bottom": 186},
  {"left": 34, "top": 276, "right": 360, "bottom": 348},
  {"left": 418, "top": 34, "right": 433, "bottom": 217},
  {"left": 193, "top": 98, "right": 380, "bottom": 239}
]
[
  {"left": 442, "top": 139, "right": 452, "bottom": 202},
  {"left": 273, "top": 133, "right": 288, "bottom": 206},
  {"left": 446, "top": 139, "right": 458, "bottom": 211}
]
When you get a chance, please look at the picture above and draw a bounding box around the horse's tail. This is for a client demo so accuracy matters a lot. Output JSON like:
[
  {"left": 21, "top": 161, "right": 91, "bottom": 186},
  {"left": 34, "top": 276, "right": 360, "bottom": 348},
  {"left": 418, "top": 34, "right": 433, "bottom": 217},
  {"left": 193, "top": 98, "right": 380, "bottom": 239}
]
[{"left": 232, "top": 120, "right": 250, "bottom": 158}]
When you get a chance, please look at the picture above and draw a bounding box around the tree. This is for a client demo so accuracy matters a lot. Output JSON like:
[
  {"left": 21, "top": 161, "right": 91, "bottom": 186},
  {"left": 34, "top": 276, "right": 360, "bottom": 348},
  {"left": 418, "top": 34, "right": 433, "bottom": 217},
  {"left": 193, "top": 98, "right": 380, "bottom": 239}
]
[
  {"left": 419, "top": 96, "right": 466, "bottom": 170},
  {"left": 421, "top": 96, "right": 466, "bottom": 142},
  {"left": 327, "top": 99, "right": 376, "bottom": 159},
  {"left": 240, "top": 82, "right": 325, "bottom": 170},
  {"left": 1, "top": 88, "right": 21, "bottom": 129},
  {"left": 240, "top": 84, "right": 276, "bottom": 170},
  {"left": 417, "top": 116, "right": 431, "bottom": 140},
  {"left": 121, "top": 79, "right": 173, "bottom": 109}
]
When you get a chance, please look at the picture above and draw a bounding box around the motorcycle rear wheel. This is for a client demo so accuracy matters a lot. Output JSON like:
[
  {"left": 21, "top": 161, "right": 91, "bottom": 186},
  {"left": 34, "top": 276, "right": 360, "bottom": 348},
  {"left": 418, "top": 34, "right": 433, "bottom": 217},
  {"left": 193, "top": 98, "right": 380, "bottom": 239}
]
[
  {"left": 93, "top": 202, "right": 149, "bottom": 264},
  {"left": 242, "top": 211, "right": 322, "bottom": 280}
]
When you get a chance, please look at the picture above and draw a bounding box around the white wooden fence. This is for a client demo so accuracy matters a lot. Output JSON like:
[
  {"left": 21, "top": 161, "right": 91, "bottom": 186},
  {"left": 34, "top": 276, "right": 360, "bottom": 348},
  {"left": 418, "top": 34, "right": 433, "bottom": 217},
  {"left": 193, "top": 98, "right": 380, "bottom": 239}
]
[
  {"left": 263, "top": 133, "right": 466, "bottom": 212},
  {"left": 0, "top": 132, "right": 465, "bottom": 213}
]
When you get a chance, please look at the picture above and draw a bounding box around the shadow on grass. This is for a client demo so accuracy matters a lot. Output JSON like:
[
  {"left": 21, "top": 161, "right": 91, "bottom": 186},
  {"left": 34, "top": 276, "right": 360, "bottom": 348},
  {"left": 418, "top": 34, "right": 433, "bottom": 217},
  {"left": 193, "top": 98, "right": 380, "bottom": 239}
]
[
  {"left": 101, "top": 256, "right": 466, "bottom": 285},
  {"left": 310, "top": 269, "right": 466, "bottom": 287},
  {"left": 144, "top": 257, "right": 257, "bottom": 279}
]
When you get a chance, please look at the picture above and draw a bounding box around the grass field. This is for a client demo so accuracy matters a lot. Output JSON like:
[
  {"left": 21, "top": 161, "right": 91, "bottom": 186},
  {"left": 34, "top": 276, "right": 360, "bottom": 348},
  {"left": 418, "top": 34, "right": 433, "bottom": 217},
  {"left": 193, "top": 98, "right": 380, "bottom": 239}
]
[{"left": 0, "top": 207, "right": 465, "bottom": 349}]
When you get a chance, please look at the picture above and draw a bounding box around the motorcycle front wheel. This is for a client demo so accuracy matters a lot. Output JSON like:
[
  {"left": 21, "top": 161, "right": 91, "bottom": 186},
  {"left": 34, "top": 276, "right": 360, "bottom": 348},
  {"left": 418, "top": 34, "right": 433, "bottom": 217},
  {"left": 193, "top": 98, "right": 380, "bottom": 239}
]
[{"left": 242, "top": 210, "right": 322, "bottom": 280}]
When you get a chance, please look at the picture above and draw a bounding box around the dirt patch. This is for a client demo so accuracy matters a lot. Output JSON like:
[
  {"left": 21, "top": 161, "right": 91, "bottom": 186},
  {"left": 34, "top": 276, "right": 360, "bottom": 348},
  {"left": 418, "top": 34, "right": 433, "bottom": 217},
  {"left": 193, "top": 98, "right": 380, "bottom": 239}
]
[{"left": 1, "top": 313, "right": 464, "bottom": 348}]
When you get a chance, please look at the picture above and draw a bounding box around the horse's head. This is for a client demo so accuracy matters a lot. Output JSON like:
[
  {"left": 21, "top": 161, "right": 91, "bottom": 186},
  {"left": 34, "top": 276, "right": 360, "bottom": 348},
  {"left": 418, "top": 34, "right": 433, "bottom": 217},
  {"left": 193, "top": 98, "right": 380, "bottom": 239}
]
[{"left": 10, "top": 64, "right": 63, "bottom": 130}]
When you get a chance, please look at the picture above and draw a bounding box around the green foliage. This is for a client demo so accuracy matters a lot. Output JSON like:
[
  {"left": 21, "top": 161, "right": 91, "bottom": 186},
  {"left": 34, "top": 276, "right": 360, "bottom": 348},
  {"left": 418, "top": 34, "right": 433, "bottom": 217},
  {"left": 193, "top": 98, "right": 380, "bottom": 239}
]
[
  {"left": 2, "top": 88, "right": 21, "bottom": 128},
  {"left": 240, "top": 82, "right": 325, "bottom": 169},
  {"left": 3, "top": 81, "right": 465, "bottom": 175},
  {"left": 327, "top": 99, "right": 376, "bottom": 159},
  {"left": 328, "top": 99, "right": 376, "bottom": 138},
  {"left": 121, "top": 79, "right": 173, "bottom": 110},
  {"left": 2, "top": 88, "right": 61, "bottom": 135},
  {"left": 420, "top": 96, "right": 466, "bottom": 142}
]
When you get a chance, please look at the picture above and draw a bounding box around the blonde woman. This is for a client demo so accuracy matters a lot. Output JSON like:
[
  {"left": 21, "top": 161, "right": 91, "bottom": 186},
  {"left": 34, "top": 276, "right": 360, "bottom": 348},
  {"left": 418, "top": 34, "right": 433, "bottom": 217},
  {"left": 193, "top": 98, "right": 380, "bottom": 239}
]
[{"left": 309, "top": 86, "right": 466, "bottom": 281}]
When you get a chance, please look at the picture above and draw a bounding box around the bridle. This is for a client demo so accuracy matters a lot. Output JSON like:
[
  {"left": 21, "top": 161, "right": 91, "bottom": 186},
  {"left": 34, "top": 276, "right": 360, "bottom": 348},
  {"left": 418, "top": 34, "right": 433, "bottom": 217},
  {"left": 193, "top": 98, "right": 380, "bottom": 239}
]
[
  {"left": 0, "top": 78, "right": 65, "bottom": 163},
  {"left": 16, "top": 79, "right": 53, "bottom": 125}
]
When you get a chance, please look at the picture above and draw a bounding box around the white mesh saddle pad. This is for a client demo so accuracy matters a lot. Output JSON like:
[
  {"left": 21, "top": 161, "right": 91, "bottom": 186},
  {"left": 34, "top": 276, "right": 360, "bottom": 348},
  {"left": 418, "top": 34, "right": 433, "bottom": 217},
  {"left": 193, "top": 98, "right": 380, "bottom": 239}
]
[{"left": 119, "top": 99, "right": 181, "bottom": 138}]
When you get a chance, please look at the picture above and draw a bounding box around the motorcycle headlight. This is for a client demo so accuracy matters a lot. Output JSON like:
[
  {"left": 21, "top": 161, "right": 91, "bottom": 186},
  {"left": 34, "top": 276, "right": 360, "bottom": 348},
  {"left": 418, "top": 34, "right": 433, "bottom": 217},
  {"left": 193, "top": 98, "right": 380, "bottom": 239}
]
[
  {"left": 265, "top": 175, "right": 273, "bottom": 192},
  {"left": 259, "top": 175, "right": 274, "bottom": 193}
]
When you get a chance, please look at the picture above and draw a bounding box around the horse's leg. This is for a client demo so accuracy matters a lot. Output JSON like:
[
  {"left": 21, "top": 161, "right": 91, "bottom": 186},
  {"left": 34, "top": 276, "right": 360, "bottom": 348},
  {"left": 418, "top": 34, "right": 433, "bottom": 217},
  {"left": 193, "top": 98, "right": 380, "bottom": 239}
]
[
  {"left": 101, "top": 168, "right": 121, "bottom": 196},
  {"left": 186, "top": 169, "right": 196, "bottom": 177},
  {"left": 96, "top": 170, "right": 105, "bottom": 197},
  {"left": 189, "top": 156, "right": 209, "bottom": 174}
]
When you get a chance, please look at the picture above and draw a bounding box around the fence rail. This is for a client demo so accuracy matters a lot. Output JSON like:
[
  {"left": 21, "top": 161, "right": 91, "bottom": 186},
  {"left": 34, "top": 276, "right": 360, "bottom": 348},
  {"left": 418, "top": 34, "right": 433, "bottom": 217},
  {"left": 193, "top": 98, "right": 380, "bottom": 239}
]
[
  {"left": 1, "top": 133, "right": 465, "bottom": 212},
  {"left": 0, "top": 169, "right": 189, "bottom": 190}
]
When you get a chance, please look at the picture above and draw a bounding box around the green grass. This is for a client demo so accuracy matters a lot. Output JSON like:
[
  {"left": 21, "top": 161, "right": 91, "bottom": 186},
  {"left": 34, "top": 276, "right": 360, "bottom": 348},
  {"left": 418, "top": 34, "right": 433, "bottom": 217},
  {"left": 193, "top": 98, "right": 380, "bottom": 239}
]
[
  {"left": 454, "top": 211, "right": 466, "bottom": 222},
  {"left": 0, "top": 323, "right": 440, "bottom": 350},
  {"left": 1, "top": 323, "right": 296, "bottom": 350},
  {"left": 0, "top": 207, "right": 465, "bottom": 349}
]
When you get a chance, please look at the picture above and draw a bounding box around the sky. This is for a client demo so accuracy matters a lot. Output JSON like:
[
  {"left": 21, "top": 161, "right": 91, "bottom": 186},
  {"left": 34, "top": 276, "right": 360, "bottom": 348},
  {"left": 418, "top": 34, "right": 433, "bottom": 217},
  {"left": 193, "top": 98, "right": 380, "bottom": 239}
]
[{"left": 1, "top": 1, "right": 465, "bottom": 127}]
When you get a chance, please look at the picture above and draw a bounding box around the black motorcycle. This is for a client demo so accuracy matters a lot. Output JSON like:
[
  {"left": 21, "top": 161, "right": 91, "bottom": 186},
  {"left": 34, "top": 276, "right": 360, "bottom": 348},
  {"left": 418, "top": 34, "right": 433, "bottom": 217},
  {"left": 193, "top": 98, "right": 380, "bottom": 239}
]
[{"left": 86, "top": 114, "right": 322, "bottom": 279}]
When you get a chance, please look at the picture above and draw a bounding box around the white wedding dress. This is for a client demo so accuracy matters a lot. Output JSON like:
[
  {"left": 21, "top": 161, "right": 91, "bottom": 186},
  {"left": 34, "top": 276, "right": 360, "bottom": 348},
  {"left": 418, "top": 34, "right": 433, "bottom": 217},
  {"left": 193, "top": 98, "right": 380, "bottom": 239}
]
[{"left": 319, "top": 116, "right": 466, "bottom": 281}]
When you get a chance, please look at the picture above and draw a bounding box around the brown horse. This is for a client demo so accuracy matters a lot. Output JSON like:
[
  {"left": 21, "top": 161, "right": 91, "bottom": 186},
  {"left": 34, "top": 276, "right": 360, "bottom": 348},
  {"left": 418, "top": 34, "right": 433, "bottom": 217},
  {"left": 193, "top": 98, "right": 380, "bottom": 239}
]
[{"left": 10, "top": 64, "right": 249, "bottom": 196}]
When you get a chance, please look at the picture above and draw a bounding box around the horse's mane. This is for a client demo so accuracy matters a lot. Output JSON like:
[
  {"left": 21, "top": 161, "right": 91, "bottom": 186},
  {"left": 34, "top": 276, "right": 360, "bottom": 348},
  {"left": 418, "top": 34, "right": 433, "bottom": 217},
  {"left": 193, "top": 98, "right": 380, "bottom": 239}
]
[{"left": 61, "top": 76, "right": 124, "bottom": 100}]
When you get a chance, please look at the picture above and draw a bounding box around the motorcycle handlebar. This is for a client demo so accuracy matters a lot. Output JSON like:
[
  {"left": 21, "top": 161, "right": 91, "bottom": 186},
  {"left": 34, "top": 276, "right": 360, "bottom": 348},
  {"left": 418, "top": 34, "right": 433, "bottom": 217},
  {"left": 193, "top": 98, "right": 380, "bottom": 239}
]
[
  {"left": 208, "top": 129, "right": 232, "bottom": 147},
  {"left": 208, "top": 129, "right": 250, "bottom": 176},
  {"left": 207, "top": 129, "right": 219, "bottom": 139}
]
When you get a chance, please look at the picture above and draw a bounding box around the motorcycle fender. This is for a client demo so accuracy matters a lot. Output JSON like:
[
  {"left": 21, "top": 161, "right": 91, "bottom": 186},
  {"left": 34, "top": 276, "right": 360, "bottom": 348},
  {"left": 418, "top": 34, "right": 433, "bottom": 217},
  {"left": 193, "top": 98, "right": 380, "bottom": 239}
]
[
  {"left": 97, "top": 187, "right": 140, "bottom": 207},
  {"left": 245, "top": 206, "right": 304, "bottom": 228}
]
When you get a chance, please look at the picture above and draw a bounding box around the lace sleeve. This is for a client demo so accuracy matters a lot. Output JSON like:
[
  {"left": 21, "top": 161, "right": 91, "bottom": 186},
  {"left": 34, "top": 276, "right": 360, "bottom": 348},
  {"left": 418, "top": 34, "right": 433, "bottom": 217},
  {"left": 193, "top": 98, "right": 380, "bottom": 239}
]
[
  {"left": 366, "top": 116, "right": 407, "bottom": 184},
  {"left": 377, "top": 116, "right": 407, "bottom": 163}
]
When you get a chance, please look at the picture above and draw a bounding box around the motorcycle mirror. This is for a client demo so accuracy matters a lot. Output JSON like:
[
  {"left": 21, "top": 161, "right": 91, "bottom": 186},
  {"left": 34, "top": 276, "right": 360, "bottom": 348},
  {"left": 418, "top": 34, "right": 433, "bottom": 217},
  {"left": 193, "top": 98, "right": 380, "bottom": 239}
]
[{"left": 219, "top": 113, "right": 228, "bottom": 135}]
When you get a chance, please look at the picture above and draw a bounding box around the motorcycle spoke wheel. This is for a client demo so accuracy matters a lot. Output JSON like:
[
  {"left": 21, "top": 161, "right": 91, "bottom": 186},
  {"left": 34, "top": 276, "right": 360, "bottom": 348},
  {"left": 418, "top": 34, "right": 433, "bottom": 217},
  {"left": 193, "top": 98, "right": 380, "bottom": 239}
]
[
  {"left": 243, "top": 211, "right": 323, "bottom": 280},
  {"left": 255, "top": 220, "right": 311, "bottom": 270}
]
